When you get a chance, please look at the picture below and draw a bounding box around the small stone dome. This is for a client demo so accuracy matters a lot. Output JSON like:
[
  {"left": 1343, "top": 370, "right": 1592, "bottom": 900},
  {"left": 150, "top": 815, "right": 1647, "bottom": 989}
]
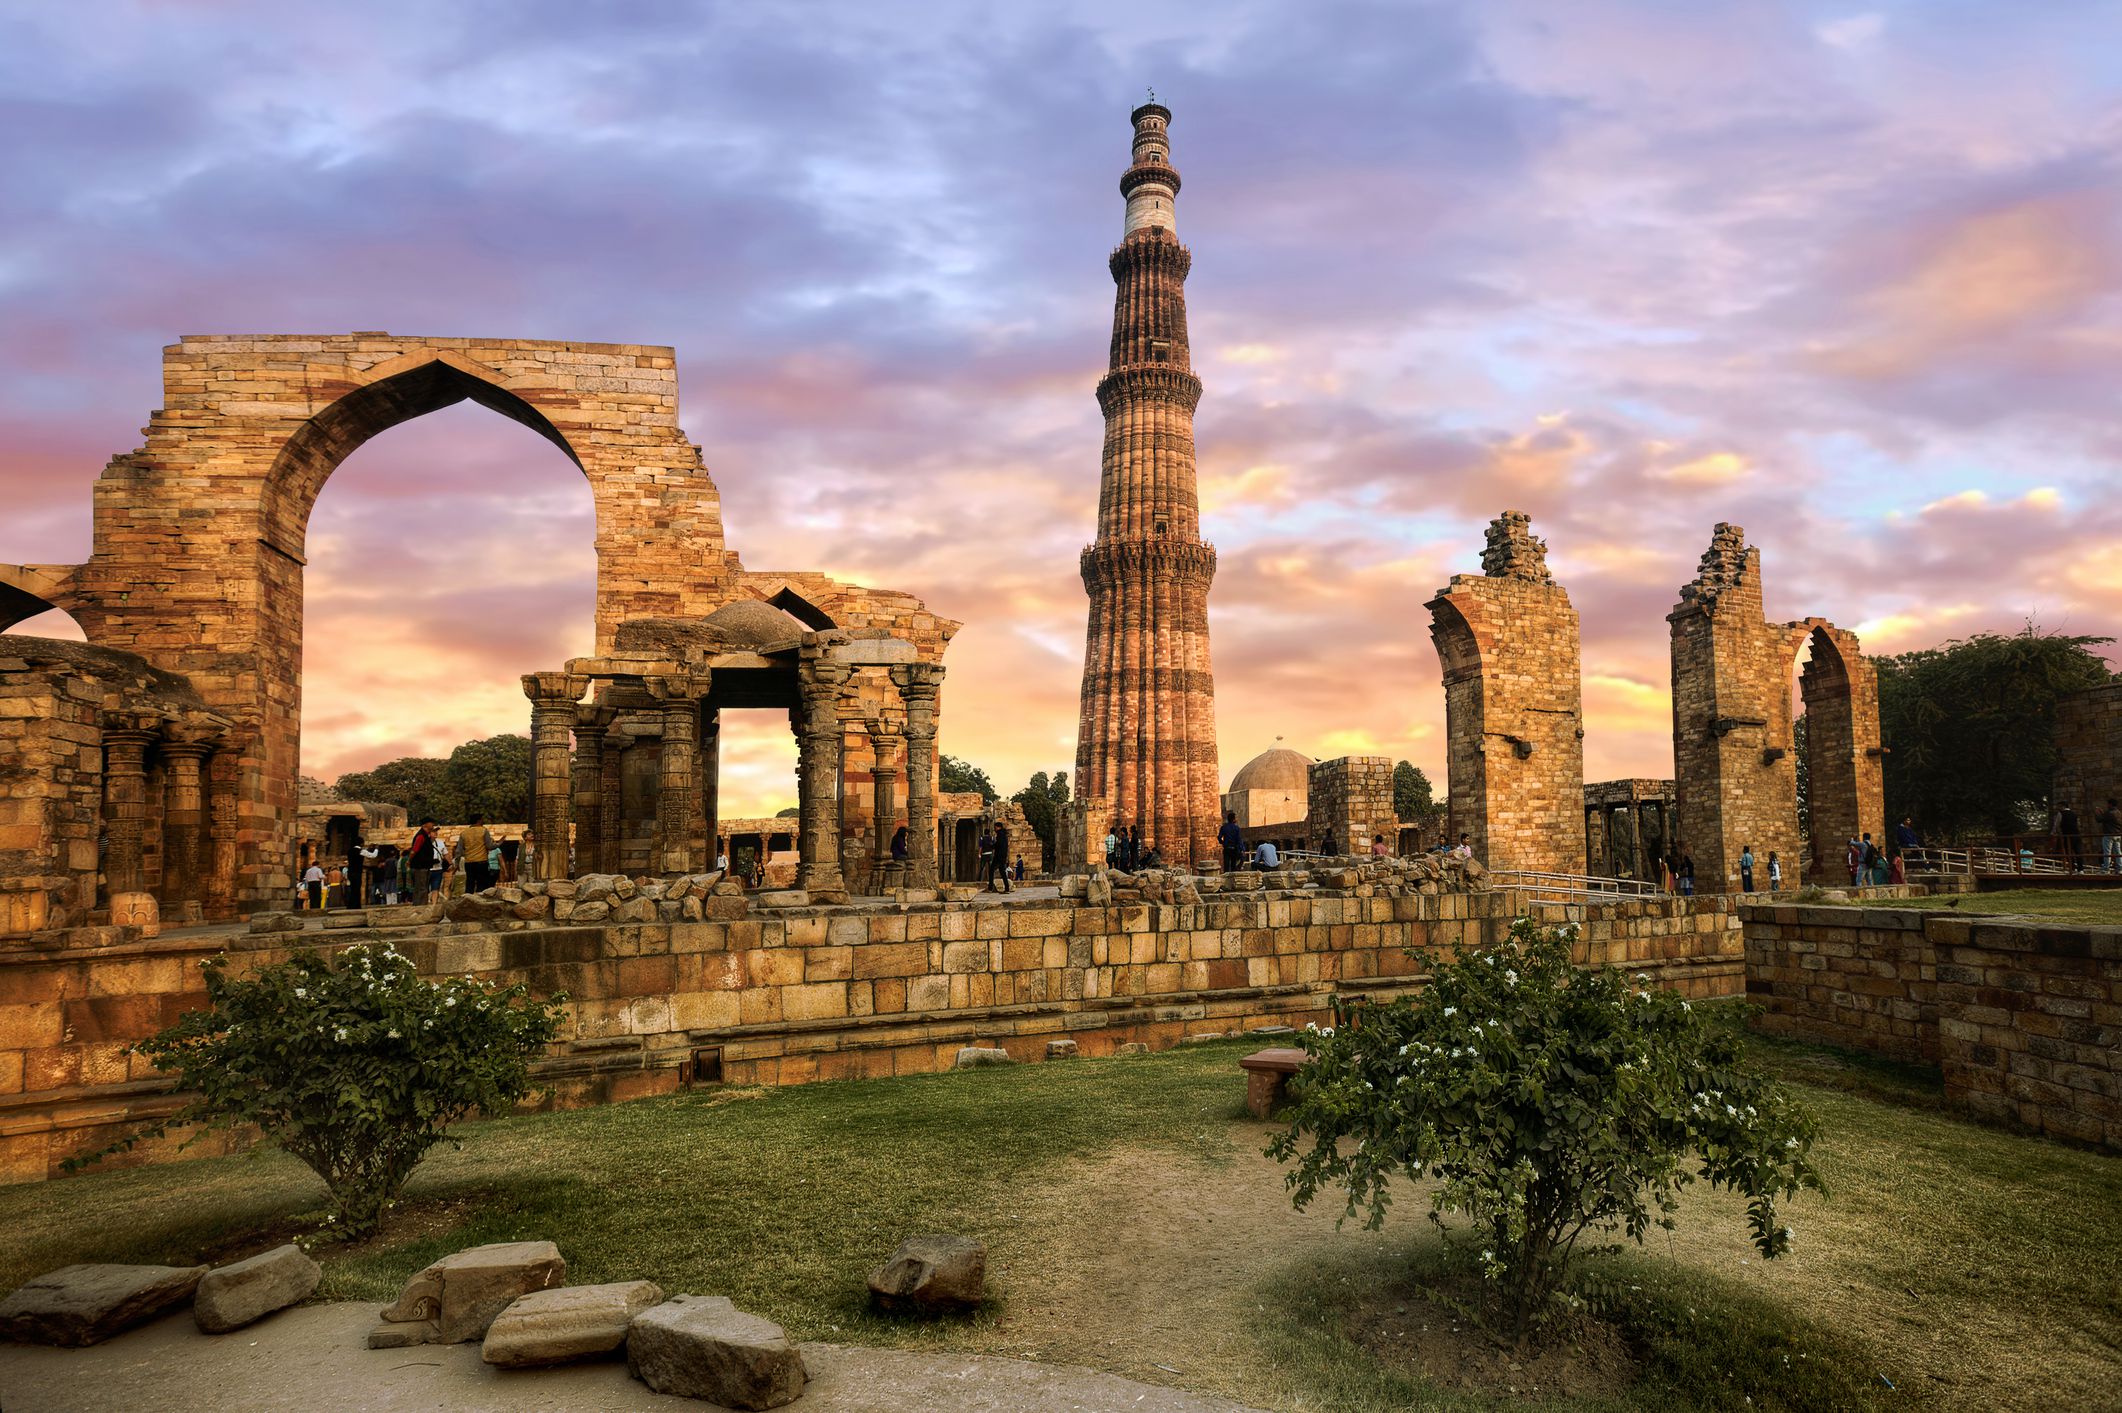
[
  {"left": 1228, "top": 746, "right": 1314, "bottom": 794},
  {"left": 703, "top": 598, "right": 806, "bottom": 647}
]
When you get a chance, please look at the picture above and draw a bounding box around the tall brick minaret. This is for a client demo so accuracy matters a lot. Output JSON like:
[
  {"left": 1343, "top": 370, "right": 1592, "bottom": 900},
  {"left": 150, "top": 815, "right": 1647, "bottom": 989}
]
[{"left": 1074, "top": 99, "right": 1221, "bottom": 868}]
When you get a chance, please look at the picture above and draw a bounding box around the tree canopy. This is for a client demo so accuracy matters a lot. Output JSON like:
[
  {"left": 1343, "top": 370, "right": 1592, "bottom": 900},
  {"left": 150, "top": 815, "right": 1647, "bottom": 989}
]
[
  {"left": 335, "top": 734, "right": 533, "bottom": 824},
  {"left": 1876, "top": 626, "right": 2115, "bottom": 839},
  {"left": 1012, "top": 771, "right": 1071, "bottom": 859},
  {"left": 1393, "top": 760, "right": 1443, "bottom": 827},
  {"left": 940, "top": 754, "right": 998, "bottom": 804}
]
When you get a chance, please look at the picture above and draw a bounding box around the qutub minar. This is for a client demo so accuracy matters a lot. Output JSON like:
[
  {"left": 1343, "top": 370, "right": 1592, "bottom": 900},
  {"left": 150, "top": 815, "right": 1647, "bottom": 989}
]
[{"left": 1073, "top": 99, "right": 1222, "bottom": 867}]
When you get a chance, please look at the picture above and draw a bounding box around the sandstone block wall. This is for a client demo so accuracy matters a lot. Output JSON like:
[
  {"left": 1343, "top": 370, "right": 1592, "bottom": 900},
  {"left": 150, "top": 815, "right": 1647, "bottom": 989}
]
[
  {"left": 0, "top": 888, "right": 1743, "bottom": 1183},
  {"left": 1743, "top": 904, "right": 2120, "bottom": 1148},
  {"left": 2054, "top": 683, "right": 2122, "bottom": 820},
  {"left": 0, "top": 672, "right": 101, "bottom": 936},
  {"left": 1307, "top": 756, "right": 1397, "bottom": 855},
  {"left": 1426, "top": 513, "right": 1586, "bottom": 874}
]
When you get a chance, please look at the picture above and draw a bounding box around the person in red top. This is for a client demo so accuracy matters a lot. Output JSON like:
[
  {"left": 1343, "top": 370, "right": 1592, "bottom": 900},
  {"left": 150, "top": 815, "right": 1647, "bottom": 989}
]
[{"left": 406, "top": 819, "right": 439, "bottom": 904}]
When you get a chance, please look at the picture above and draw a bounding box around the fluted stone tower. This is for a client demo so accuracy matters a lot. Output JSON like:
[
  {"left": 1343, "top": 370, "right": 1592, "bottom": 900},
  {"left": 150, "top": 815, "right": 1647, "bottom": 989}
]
[{"left": 1074, "top": 100, "right": 1221, "bottom": 868}]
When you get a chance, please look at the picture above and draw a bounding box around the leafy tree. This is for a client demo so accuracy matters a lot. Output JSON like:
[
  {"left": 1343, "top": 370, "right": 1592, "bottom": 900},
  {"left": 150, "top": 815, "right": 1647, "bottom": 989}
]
[
  {"left": 775, "top": 806, "right": 801, "bottom": 818},
  {"left": 428, "top": 734, "right": 534, "bottom": 824},
  {"left": 1012, "top": 770, "right": 1071, "bottom": 859},
  {"left": 1269, "top": 919, "right": 1823, "bottom": 1339},
  {"left": 940, "top": 754, "right": 998, "bottom": 804},
  {"left": 1877, "top": 626, "right": 2115, "bottom": 838},
  {"left": 76, "top": 943, "right": 564, "bottom": 1235},
  {"left": 1393, "top": 761, "right": 1443, "bottom": 828},
  {"left": 335, "top": 756, "right": 447, "bottom": 819}
]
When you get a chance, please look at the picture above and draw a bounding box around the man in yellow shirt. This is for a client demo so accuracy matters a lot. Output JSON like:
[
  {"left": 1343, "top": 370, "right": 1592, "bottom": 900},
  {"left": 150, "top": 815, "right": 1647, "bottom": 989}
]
[{"left": 460, "top": 816, "right": 494, "bottom": 893}]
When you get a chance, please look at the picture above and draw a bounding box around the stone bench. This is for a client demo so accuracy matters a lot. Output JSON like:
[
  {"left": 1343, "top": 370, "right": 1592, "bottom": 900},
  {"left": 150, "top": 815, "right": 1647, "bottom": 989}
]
[{"left": 1239, "top": 1047, "right": 1307, "bottom": 1119}]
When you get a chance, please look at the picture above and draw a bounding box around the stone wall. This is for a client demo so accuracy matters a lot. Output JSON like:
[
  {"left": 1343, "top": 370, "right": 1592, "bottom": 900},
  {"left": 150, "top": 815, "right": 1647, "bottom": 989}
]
[
  {"left": 1425, "top": 512, "right": 1586, "bottom": 874},
  {"left": 1669, "top": 525, "right": 1882, "bottom": 891},
  {"left": 1744, "top": 903, "right": 2120, "bottom": 1148},
  {"left": 2054, "top": 683, "right": 2122, "bottom": 824},
  {"left": 0, "top": 885, "right": 1743, "bottom": 1183},
  {"left": 1306, "top": 756, "right": 1397, "bottom": 855}
]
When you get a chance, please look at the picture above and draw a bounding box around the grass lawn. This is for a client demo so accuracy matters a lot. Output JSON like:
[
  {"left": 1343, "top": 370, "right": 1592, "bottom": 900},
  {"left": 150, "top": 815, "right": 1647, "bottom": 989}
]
[
  {"left": 1, "top": 1036, "right": 2116, "bottom": 1411},
  {"left": 1848, "top": 887, "right": 2122, "bottom": 925}
]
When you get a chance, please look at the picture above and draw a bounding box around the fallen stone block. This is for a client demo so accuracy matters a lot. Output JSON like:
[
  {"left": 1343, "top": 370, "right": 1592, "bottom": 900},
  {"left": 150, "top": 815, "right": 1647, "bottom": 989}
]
[
  {"left": 0, "top": 1263, "right": 207, "bottom": 1346},
  {"left": 627, "top": 1295, "right": 807, "bottom": 1409},
  {"left": 482, "top": 1279, "right": 664, "bottom": 1368},
  {"left": 1114, "top": 1041, "right": 1150, "bottom": 1056},
  {"left": 954, "top": 1046, "right": 1012, "bottom": 1068},
  {"left": 194, "top": 1244, "right": 321, "bottom": 1334},
  {"left": 1045, "top": 1038, "right": 1080, "bottom": 1059},
  {"left": 752, "top": 889, "right": 810, "bottom": 909},
  {"left": 569, "top": 900, "right": 611, "bottom": 924},
  {"left": 574, "top": 873, "right": 624, "bottom": 903},
  {"left": 867, "top": 1234, "right": 986, "bottom": 1313},
  {"left": 321, "top": 911, "right": 371, "bottom": 930},
  {"left": 445, "top": 893, "right": 516, "bottom": 923},
  {"left": 247, "top": 911, "right": 305, "bottom": 934},
  {"left": 367, "top": 1240, "right": 566, "bottom": 1347}
]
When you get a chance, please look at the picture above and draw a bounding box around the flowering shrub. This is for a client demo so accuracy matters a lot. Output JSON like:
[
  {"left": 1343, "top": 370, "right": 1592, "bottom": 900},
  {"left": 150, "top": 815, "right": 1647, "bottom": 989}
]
[
  {"left": 1266, "top": 918, "right": 1824, "bottom": 1337},
  {"left": 86, "top": 943, "right": 564, "bottom": 1235}
]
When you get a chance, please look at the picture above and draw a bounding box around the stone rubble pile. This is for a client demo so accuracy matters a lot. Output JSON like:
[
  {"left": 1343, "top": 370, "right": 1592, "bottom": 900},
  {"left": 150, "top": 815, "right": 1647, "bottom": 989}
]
[
  {"left": 1058, "top": 851, "right": 1488, "bottom": 908},
  {"left": 0, "top": 1245, "right": 316, "bottom": 1346}
]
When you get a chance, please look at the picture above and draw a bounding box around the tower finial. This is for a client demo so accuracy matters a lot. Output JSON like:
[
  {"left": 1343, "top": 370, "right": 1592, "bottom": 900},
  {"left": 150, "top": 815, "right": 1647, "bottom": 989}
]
[{"left": 1146, "top": 85, "right": 1155, "bottom": 104}]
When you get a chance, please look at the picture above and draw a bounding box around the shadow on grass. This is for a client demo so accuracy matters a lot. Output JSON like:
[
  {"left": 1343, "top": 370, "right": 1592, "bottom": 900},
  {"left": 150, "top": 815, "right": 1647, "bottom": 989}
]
[{"left": 1253, "top": 1239, "right": 1908, "bottom": 1413}]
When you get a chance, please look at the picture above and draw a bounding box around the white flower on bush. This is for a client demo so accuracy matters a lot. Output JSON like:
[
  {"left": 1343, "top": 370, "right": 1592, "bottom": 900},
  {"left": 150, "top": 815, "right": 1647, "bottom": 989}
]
[
  {"left": 445, "top": 995, "right": 457, "bottom": 1008},
  {"left": 1443, "top": 1006, "right": 1457, "bottom": 1018},
  {"left": 293, "top": 988, "right": 307, "bottom": 999},
  {"left": 333, "top": 1027, "right": 349, "bottom": 1042},
  {"left": 1504, "top": 970, "right": 1518, "bottom": 984},
  {"left": 385, "top": 1029, "right": 400, "bottom": 1040}
]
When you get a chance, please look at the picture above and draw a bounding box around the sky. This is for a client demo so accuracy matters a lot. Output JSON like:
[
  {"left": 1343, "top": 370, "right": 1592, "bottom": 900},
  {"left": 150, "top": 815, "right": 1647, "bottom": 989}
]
[{"left": 3, "top": 0, "right": 2118, "bottom": 818}]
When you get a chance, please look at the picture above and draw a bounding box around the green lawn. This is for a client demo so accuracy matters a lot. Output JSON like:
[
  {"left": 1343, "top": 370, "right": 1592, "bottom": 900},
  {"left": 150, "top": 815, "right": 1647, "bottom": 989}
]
[
  {"left": 1848, "top": 887, "right": 2122, "bottom": 924},
  {"left": 2, "top": 1037, "right": 2116, "bottom": 1412}
]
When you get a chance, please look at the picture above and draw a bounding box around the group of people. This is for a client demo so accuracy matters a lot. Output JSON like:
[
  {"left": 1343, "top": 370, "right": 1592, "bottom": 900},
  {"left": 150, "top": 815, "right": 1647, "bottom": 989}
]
[
  {"left": 294, "top": 816, "right": 535, "bottom": 910},
  {"left": 976, "top": 824, "right": 1021, "bottom": 892},
  {"left": 2052, "top": 798, "right": 2122, "bottom": 874},
  {"left": 1102, "top": 824, "right": 1163, "bottom": 873}
]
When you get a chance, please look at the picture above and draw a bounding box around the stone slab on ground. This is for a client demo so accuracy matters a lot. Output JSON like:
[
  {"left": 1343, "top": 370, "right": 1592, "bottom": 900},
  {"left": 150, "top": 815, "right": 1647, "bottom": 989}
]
[
  {"left": 627, "top": 1294, "right": 806, "bottom": 1409},
  {"left": 0, "top": 1263, "right": 207, "bottom": 1347},
  {"left": 0, "top": 1302, "right": 1263, "bottom": 1410},
  {"left": 194, "top": 1244, "right": 322, "bottom": 1334},
  {"left": 481, "top": 1280, "right": 664, "bottom": 1368},
  {"left": 868, "top": 1234, "right": 986, "bottom": 1313},
  {"left": 370, "top": 1239, "right": 566, "bottom": 1346}
]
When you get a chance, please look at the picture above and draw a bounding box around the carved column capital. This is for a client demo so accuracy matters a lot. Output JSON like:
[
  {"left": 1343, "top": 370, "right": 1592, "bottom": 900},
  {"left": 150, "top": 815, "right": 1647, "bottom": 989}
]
[{"left": 522, "top": 671, "right": 589, "bottom": 705}]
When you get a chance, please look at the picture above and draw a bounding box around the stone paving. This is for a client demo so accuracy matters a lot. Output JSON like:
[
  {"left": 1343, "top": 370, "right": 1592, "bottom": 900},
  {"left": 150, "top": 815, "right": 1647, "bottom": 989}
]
[{"left": 0, "top": 1302, "right": 1262, "bottom": 1412}]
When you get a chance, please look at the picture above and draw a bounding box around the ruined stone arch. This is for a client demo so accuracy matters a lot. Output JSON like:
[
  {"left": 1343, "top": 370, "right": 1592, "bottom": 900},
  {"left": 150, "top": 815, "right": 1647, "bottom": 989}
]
[{"left": 0, "top": 564, "right": 81, "bottom": 635}]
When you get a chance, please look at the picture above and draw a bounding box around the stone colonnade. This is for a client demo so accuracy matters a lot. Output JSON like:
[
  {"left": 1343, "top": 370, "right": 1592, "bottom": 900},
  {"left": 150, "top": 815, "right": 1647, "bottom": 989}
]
[
  {"left": 93, "top": 713, "right": 239, "bottom": 929},
  {"left": 1583, "top": 781, "right": 1675, "bottom": 881},
  {"left": 523, "top": 641, "right": 944, "bottom": 894}
]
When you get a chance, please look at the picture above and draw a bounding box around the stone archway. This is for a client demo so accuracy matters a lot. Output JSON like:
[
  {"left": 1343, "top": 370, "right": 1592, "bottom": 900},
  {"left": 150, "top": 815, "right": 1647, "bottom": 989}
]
[
  {"left": 60, "top": 334, "right": 742, "bottom": 910},
  {"left": 1788, "top": 620, "right": 1883, "bottom": 879}
]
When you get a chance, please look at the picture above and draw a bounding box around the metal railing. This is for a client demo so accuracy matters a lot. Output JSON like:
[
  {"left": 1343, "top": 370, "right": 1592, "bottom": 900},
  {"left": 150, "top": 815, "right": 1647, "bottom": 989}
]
[
  {"left": 1493, "top": 869, "right": 1668, "bottom": 904},
  {"left": 1907, "top": 838, "right": 2115, "bottom": 877}
]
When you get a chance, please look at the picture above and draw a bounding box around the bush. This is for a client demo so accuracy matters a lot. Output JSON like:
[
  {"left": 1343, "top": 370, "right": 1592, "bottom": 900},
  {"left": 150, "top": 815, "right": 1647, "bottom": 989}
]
[
  {"left": 84, "top": 943, "right": 565, "bottom": 1235},
  {"left": 1267, "top": 919, "right": 1824, "bottom": 1338}
]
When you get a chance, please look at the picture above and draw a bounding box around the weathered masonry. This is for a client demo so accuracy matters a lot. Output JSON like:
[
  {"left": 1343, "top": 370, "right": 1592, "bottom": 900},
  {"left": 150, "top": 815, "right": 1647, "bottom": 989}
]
[
  {"left": 0, "top": 335, "right": 955, "bottom": 933},
  {"left": 0, "top": 869, "right": 1743, "bottom": 1182},
  {"left": 1669, "top": 524, "right": 1882, "bottom": 890},
  {"left": 1426, "top": 512, "right": 1587, "bottom": 874}
]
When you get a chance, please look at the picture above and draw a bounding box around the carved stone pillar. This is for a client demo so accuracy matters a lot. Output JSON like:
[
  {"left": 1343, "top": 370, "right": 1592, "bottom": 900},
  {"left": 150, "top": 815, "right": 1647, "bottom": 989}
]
[
  {"left": 795, "top": 654, "right": 851, "bottom": 892},
  {"left": 869, "top": 725, "right": 902, "bottom": 893},
  {"left": 599, "top": 728, "right": 625, "bottom": 875},
  {"left": 204, "top": 742, "right": 242, "bottom": 920},
  {"left": 572, "top": 710, "right": 607, "bottom": 879},
  {"left": 160, "top": 735, "right": 213, "bottom": 924},
  {"left": 101, "top": 722, "right": 157, "bottom": 910},
  {"left": 891, "top": 662, "right": 944, "bottom": 888},
  {"left": 650, "top": 676, "right": 707, "bottom": 876},
  {"left": 699, "top": 706, "right": 720, "bottom": 870},
  {"left": 522, "top": 672, "right": 587, "bottom": 882}
]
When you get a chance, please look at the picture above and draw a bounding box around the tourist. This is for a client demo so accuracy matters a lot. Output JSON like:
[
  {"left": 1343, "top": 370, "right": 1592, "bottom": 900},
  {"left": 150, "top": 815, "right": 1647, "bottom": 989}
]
[
  {"left": 1103, "top": 826, "right": 1120, "bottom": 870},
  {"left": 1370, "top": 835, "right": 1390, "bottom": 857},
  {"left": 1451, "top": 833, "right": 1473, "bottom": 861},
  {"left": 302, "top": 859, "right": 325, "bottom": 911},
  {"left": 407, "top": 819, "right": 439, "bottom": 904},
  {"left": 1889, "top": 850, "right": 1907, "bottom": 886},
  {"left": 1740, "top": 844, "right": 1755, "bottom": 893},
  {"left": 891, "top": 823, "right": 909, "bottom": 864},
  {"left": 1253, "top": 838, "right": 1280, "bottom": 870},
  {"left": 1767, "top": 850, "right": 1783, "bottom": 890},
  {"left": 1123, "top": 824, "right": 1142, "bottom": 872},
  {"left": 985, "top": 824, "right": 1013, "bottom": 893},
  {"left": 460, "top": 816, "right": 493, "bottom": 893},
  {"left": 1845, "top": 834, "right": 1864, "bottom": 886},
  {"left": 1860, "top": 832, "right": 1881, "bottom": 887},
  {"left": 1872, "top": 847, "right": 1890, "bottom": 887},
  {"left": 1677, "top": 851, "right": 1695, "bottom": 897},
  {"left": 1895, "top": 816, "right": 1920, "bottom": 852},
  {"left": 978, "top": 826, "right": 996, "bottom": 878},
  {"left": 498, "top": 834, "right": 521, "bottom": 882},
  {"left": 346, "top": 836, "right": 366, "bottom": 907},
  {"left": 487, "top": 836, "right": 502, "bottom": 885},
  {"left": 1013, "top": 855, "right": 1026, "bottom": 881},
  {"left": 2099, "top": 798, "right": 2121, "bottom": 875},
  {"left": 2057, "top": 803, "right": 2082, "bottom": 872},
  {"left": 521, "top": 829, "right": 536, "bottom": 880},
  {"left": 1219, "top": 811, "right": 1243, "bottom": 873}
]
